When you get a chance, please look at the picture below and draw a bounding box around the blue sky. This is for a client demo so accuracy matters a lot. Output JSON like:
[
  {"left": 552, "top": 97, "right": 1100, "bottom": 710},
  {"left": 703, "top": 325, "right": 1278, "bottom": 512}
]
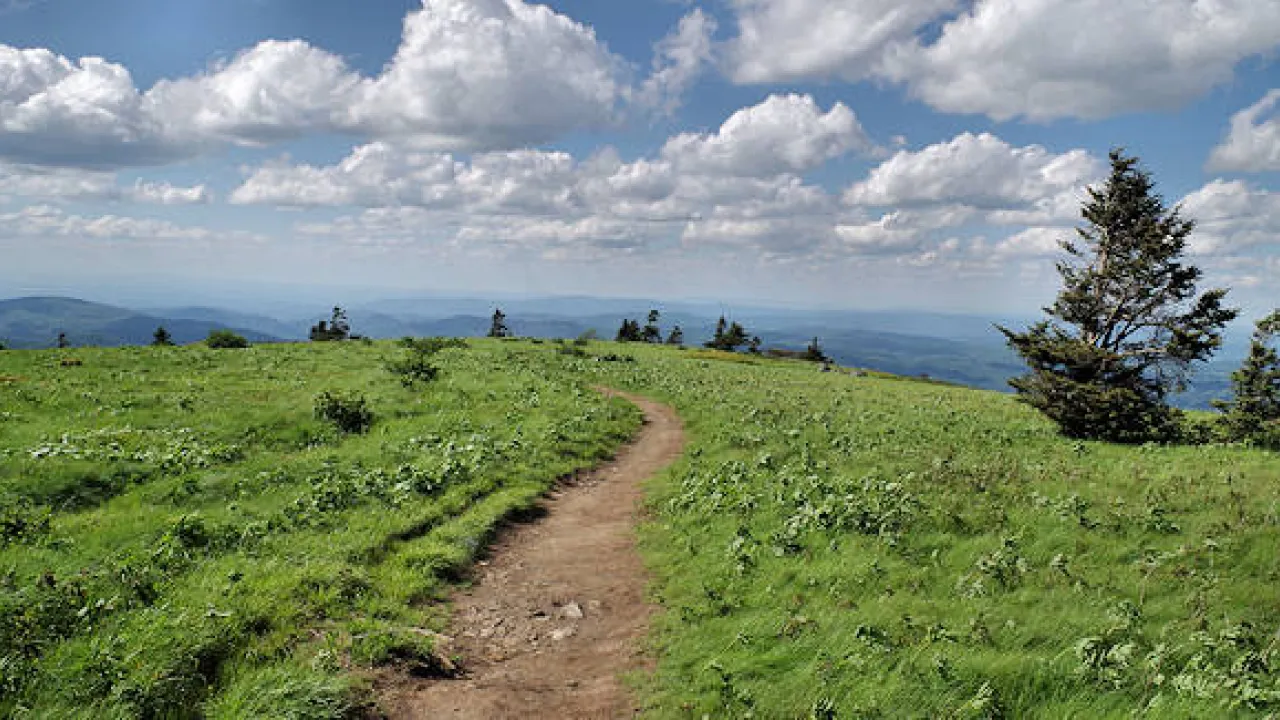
[{"left": 1, "top": 0, "right": 1278, "bottom": 315}]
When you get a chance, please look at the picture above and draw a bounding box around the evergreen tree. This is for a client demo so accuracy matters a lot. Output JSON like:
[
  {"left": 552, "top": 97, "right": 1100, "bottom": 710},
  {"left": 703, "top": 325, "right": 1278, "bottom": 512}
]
[
  {"left": 998, "top": 150, "right": 1238, "bottom": 442},
  {"left": 615, "top": 319, "right": 642, "bottom": 342},
  {"left": 488, "top": 309, "right": 511, "bottom": 338},
  {"left": 152, "top": 326, "right": 174, "bottom": 347},
  {"left": 666, "top": 325, "right": 684, "bottom": 346},
  {"left": 1214, "top": 311, "right": 1280, "bottom": 445},
  {"left": 642, "top": 310, "right": 662, "bottom": 343},
  {"left": 704, "top": 317, "right": 752, "bottom": 352},
  {"left": 56, "top": 332, "right": 68, "bottom": 349},
  {"left": 803, "top": 336, "right": 828, "bottom": 362},
  {"left": 310, "top": 306, "right": 351, "bottom": 341}
]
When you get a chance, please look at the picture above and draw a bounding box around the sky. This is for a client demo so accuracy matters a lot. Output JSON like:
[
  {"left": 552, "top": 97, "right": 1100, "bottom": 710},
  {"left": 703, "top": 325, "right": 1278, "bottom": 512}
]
[{"left": 1, "top": 0, "right": 1278, "bottom": 316}]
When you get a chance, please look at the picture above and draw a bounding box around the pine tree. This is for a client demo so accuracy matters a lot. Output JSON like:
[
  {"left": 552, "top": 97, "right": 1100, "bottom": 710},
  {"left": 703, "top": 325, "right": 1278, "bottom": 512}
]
[
  {"left": 1214, "top": 311, "right": 1280, "bottom": 445},
  {"left": 616, "top": 319, "right": 642, "bottom": 342},
  {"left": 152, "top": 326, "right": 174, "bottom": 347},
  {"left": 666, "top": 325, "right": 684, "bottom": 346},
  {"left": 310, "top": 306, "right": 351, "bottom": 341},
  {"left": 56, "top": 332, "right": 69, "bottom": 349},
  {"left": 642, "top": 310, "right": 662, "bottom": 343},
  {"left": 998, "top": 149, "right": 1238, "bottom": 442},
  {"left": 488, "top": 309, "right": 511, "bottom": 338},
  {"left": 803, "top": 336, "right": 828, "bottom": 362}
]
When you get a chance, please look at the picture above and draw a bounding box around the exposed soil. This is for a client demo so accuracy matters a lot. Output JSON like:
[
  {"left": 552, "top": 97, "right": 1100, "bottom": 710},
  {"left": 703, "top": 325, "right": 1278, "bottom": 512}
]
[{"left": 376, "top": 388, "right": 684, "bottom": 719}]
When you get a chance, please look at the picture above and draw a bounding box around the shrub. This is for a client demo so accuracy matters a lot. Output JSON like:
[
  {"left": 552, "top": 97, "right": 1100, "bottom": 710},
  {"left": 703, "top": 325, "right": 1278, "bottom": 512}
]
[
  {"left": 314, "top": 391, "right": 374, "bottom": 434},
  {"left": 207, "top": 330, "right": 250, "bottom": 349},
  {"left": 386, "top": 353, "right": 440, "bottom": 387}
]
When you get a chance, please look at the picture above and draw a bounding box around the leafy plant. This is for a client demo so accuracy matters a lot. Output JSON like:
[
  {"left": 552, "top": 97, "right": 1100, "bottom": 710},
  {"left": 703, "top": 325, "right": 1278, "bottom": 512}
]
[
  {"left": 313, "top": 391, "right": 374, "bottom": 434},
  {"left": 206, "top": 330, "right": 250, "bottom": 349}
]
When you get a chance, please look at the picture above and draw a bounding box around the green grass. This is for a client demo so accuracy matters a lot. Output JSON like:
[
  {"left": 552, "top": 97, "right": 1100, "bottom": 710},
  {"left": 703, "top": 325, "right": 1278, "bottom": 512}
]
[
  {"left": 0, "top": 340, "right": 640, "bottom": 717},
  {"left": 6, "top": 338, "right": 1279, "bottom": 718},
  {"left": 566, "top": 344, "right": 1280, "bottom": 718}
]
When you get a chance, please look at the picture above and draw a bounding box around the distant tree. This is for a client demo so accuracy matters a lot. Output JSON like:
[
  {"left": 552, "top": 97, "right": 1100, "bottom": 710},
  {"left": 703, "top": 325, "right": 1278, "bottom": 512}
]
[
  {"left": 803, "top": 336, "right": 828, "bottom": 362},
  {"left": 615, "top": 318, "right": 642, "bottom": 342},
  {"left": 0, "top": 339, "right": 7, "bottom": 351},
  {"left": 642, "top": 310, "right": 662, "bottom": 343},
  {"left": 310, "top": 306, "right": 351, "bottom": 342},
  {"left": 666, "top": 325, "right": 684, "bottom": 346},
  {"left": 705, "top": 316, "right": 753, "bottom": 352},
  {"left": 152, "top": 326, "right": 174, "bottom": 347},
  {"left": 206, "top": 329, "right": 250, "bottom": 349},
  {"left": 1214, "top": 310, "right": 1280, "bottom": 445},
  {"left": 56, "top": 332, "right": 69, "bottom": 349},
  {"left": 998, "top": 149, "right": 1238, "bottom": 443},
  {"left": 488, "top": 309, "right": 511, "bottom": 338}
]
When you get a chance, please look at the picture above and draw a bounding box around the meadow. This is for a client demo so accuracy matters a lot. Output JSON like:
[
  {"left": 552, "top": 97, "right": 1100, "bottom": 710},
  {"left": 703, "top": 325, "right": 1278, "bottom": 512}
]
[
  {"left": 0, "top": 340, "right": 639, "bottom": 717},
  {"left": 570, "top": 345, "right": 1280, "bottom": 718},
  {"left": 2, "top": 337, "right": 1278, "bottom": 718}
]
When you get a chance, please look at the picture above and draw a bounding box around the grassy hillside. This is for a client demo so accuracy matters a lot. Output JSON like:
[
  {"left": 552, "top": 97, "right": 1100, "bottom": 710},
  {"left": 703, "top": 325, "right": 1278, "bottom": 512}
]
[
  {"left": 0, "top": 340, "right": 639, "bottom": 717},
  {"left": 3, "top": 338, "right": 1276, "bottom": 718},
  {"left": 565, "top": 345, "right": 1280, "bottom": 718}
]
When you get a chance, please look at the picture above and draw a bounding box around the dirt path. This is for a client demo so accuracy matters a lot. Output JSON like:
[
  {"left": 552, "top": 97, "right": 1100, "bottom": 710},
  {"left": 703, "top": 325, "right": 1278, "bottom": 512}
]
[{"left": 377, "top": 389, "right": 684, "bottom": 719}]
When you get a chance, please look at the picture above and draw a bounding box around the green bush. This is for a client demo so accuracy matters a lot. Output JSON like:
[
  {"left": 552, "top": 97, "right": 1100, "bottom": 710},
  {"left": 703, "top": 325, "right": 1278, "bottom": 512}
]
[
  {"left": 206, "top": 330, "right": 250, "bottom": 349},
  {"left": 314, "top": 391, "right": 374, "bottom": 434}
]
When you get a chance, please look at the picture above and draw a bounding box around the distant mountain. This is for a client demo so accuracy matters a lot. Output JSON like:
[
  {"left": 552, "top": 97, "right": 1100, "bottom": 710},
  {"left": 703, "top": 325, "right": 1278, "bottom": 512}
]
[
  {"left": 146, "top": 306, "right": 306, "bottom": 340},
  {"left": 0, "top": 297, "right": 279, "bottom": 348}
]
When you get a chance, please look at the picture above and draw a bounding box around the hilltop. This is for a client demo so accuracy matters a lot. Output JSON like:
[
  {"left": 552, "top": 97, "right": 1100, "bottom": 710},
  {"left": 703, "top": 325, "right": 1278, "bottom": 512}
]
[{"left": 1, "top": 338, "right": 1276, "bottom": 717}]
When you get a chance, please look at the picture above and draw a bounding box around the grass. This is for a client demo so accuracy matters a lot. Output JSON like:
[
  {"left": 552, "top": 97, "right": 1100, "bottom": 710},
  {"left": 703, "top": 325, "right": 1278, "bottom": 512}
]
[
  {"left": 5, "top": 337, "right": 1279, "bottom": 718},
  {"left": 565, "top": 343, "right": 1280, "bottom": 718},
  {"left": 0, "top": 340, "right": 640, "bottom": 717}
]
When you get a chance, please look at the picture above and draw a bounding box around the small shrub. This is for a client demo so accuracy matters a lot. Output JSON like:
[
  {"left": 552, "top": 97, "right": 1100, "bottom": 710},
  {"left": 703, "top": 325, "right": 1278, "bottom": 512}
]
[
  {"left": 207, "top": 330, "right": 250, "bottom": 349},
  {"left": 314, "top": 391, "right": 374, "bottom": 434},
  {"left": 386, "top": 353, "right": 439, "bottom": 387}
]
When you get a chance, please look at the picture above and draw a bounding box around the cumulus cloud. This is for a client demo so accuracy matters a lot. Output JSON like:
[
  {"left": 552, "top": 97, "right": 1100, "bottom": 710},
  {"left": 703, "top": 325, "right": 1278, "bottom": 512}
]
[
  {"left": 0, "top": 204, "right": 229, "bottom": 241},
  {"left": 0, "top": 163, "right": 210, "bottom": 205},
  {"left": 844, "top": 133, "right": 1099, "bottom": 215},
  {"left": 661, "top": 94, "right": 875, "bottom": 176},
  {"left": 1207, "top": 90, "right": 1280, "bottom": 173},
  {"left": 722, "top": 0, "right": 1280, "bottom": 121},
  {"left": 725, "top": 0, "right": 955, "bottom": 83},
  {"left": 0, "top": 0, "right": 661, "bottom": 168},
  {"left": 1180, "top": 179, "right": 1280, "bottom": 254},
  {"left": 639, "top": 9, "right": 718, "bottom": 115}
]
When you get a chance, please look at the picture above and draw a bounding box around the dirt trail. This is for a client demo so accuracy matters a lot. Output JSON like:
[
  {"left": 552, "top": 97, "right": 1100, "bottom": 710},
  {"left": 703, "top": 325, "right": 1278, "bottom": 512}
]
[{"left": 377, "top": 388, "right": 684, "bottom": 719}]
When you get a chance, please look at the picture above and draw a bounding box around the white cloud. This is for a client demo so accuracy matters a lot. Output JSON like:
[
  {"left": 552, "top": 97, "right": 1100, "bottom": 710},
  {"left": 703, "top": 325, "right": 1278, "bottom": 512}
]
[
  {"left": 844, "top": 133, "right": 1099, "bottom": 212},
  {"left": 1207, "top": 90, "right": 1280, "bottom": 173},
  {"left": 884, "top": 0, "right": 1280, "bottom": 121},
  {"left": 1180, "top": 178, "right": 1280, "bottom": 253},
  {"left": 0, "top": 204, "right": 228, "bottom": 241},
  {"left": 661, "top": 94, "right": 874, "bottom": 177},
  {"left": 722, "top": 0, "right": 1280, "bottom": 121},
  {"left": 343, "top": 0, "right": 627, "bottom": 149},
  {"left": 0, "top": 163, "right": 210, "bottom": 205},
  {"left": 639, "top": 9, "right": 718, "bottom": 115},
  {"left": 0, "top": 0, "right": 641, "bottom": 168},
  {"left": 724, "top": 0, "right": 955, "bottom": 83}
]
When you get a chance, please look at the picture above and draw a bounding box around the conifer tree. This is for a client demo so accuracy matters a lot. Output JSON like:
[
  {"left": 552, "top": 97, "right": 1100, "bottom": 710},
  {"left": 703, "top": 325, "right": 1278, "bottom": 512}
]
[
  {"left": 803, "top": 336, "right": 828, "bottom": 362},
  {"left": 642, "top": 310, "right": 662, "bottom": 343},
  {"left": 998, "top": 149, "right": 1238, "bottom": 442},
  {"left": 56, "top": 332, "right": 68, "bottom": 349},
  {"left": 488, "top": 309, "right": 511, "bottom": 338},
  {"left": 152, "top": 326, "right": 174, "bottom": 347},
  {"left": 666, "top": 325, "right": 684, "bottom": 346},
  {"left": 1214, "top": 310, "right": 1280, "bottom": 445}
]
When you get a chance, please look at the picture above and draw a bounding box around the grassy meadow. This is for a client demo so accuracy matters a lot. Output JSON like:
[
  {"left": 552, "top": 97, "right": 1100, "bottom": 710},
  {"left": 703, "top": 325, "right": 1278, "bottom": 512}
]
[
  {"left": 0, "top": 340, "right": 639, "bottom": 717},
  {"left": 569, "top": 345, "right": 1280, "bottom": 718},
  {"left": 2, "top": 337, "right": 1278, "bottom": 718}
]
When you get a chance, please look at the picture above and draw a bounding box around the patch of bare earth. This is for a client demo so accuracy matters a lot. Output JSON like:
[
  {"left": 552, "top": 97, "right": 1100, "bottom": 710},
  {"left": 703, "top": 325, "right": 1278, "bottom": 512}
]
[{"left": 375, "top": 389, "right": 684, "bottom": 719}]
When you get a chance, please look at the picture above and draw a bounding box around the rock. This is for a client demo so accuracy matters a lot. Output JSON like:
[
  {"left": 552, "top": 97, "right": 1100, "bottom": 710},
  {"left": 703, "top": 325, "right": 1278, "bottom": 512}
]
[
  {"left": 563, "top": 602, "right": 584, "bottom": 620},
  {"left": 551, "top": 626, "right": 577, "bottom": 641}
]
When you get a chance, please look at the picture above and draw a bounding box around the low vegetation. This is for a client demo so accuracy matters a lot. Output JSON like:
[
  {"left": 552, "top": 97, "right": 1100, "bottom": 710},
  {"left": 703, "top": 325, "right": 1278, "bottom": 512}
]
[
  {"left": 0, "top": 340, "right": 639, "bottom": 717},
  {"left": 566, "top": 342, "right": 1280, "bottom": 718}
]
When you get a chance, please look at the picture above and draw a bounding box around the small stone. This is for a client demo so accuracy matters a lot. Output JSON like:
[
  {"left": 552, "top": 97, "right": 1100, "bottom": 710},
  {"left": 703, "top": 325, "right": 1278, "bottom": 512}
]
[
  {"left": 551, "top": 626, "right": 577, "bottom": 641},
  {"left": 563, "top": 602, "right": 584, "bottom": 620}
]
